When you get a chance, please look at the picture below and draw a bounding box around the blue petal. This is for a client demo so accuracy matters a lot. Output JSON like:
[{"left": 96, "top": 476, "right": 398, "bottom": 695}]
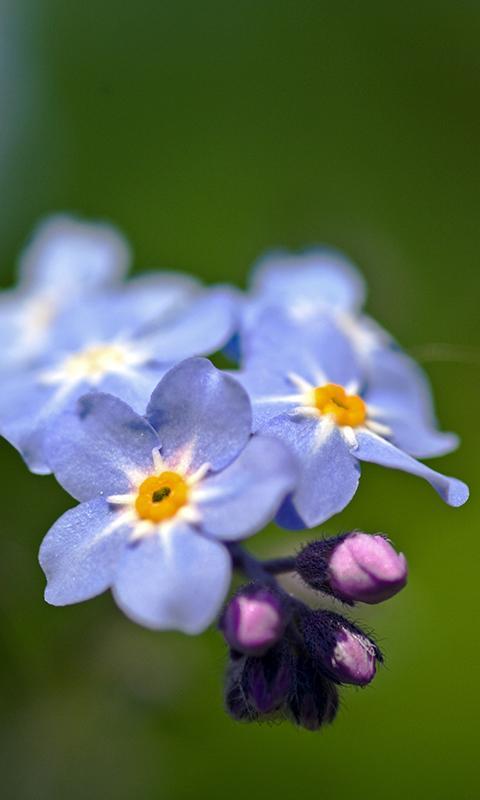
[
  {"left": 93, "top": 364, "right": 169, "bottom": 415},
  {"left": 120, "top": 271, "right": 201, "bottom": 331},
  {"left": 19, "top": 215, "right": 130, "bottom": 294},
  {"left": 261, "top": 414, "right": 360, "bottom": 527},
  {"left": 48, "top": 275, "right": 199, "bottom": 350},
  {"left": 146, "top": 358, "right": 252, "bottom": 472},
  {"left": 112, "top": 523, "right": 231, "bottom": 633},
  {"left": 233, "top": 369, "right": 300, "bottom": 431},
  {"left": 0, "top": 362, "right": 165, "bottom": 473},
  {"left": 0, "top": 373, "right": 65, "bottom": 474},
  {"left": 242, "top": 309, "right": 362, "bottom": 389},
  {"left": 355, "top": 430, "right": 469, "bottom": 506},
  {"left": 0, "top": 292, "right": 39, "bottom": 369},
  {"left": 365, "top": 347, "right": 458, "bottom": 458},
  {"left": 381, "top": 417, "right": 459, "bottom": 460},
  {"left": 275, "top": 496, "right": 310, "bottom": 530},
  {"left": 44, "top": 393, "right": 160, "bottom": 501},
  {"left": 196, "top": 435, "right": 298, "bottom": 541},
  {"left": 222, "top": 332, "right": 242, "bottom": 363},
  {"left": 250, "top": 248, "right": 366, "bottom": 314},
  {"left": 138, "top": 286, "right": 240, "bottom": 361},
  {"left": 39, "top": 498, "right": 132, "bottom": 605},
  {"left": 49, "top": 284, "right": 238, "bottom": 361}
]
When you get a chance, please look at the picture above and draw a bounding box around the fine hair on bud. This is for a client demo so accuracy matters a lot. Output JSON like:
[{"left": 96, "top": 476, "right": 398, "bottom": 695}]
[
  {"left": 298, "top": 609, "right": 383, "bottom": 686},
  {"left": 295, "top": 532, "right": 408, "bottom": 606},
  {"left": 287, "top": 655, "right": 339, "bottom": 732}
]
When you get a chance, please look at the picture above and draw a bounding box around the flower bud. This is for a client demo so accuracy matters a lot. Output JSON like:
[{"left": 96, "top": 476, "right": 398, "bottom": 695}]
[
  {"left": 296, "top": 533, "right": 407, "bottom": 604},
  {"left": 329, "top": 533, "right": 407, "bottom": 604},
  {"left": 244, "top": 643, "right": 293, "bottom": 714},
  {"left": 287, "top": 658, "right": 339, "bottom": 731},
  {"left": 299, "top": 610, "right": 382, "bottom": 686},
  {"left": 219, "top": 584, "right": 289, "bottom": 656},
  {"left": 224, "top": 660, "right": 258, "bottom": 722}
]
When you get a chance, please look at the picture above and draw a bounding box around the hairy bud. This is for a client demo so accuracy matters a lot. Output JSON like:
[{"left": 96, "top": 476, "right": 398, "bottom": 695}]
[
  {"left": 219, "top": 584, "right": 289, "bottom": 656},
  {"left": 299, "top": 610, "right": 382, "bottom": 686},
  {"left": 287, "top": 657, "right": 339, "bottom": 731},
  {"left": 296, "top": 533, "right": 407, "bottom": 604}
]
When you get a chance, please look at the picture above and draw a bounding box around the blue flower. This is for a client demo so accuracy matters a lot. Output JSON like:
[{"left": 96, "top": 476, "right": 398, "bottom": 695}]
[
  {"left": 39, "top": 358, "right": 297, "bottom": 633},
  {"left": 235, "top": 310, "right": 469, "bottom": 528},
  {"left": 249, "top": 247, "right": 366, "bottom": 316},
  {"left": 0, "top": 214, "right": 131, "bottom": 370},
  {"left": 222, "top": 248, "right": 365, "bottom": 361},
  {"left": 253, "top": 249, "right": 462, "bottom": 453},
  {"left": 0, "top": 225, "right": 239, "bottom": 473},
  {"left": 236, "top": 247, "right": 462, "bottom": 461}
]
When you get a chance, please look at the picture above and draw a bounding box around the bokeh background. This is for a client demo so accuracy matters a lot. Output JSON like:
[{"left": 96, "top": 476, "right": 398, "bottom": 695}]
[{"left": 0, "top": 2, "right": 478, "bottom": 798}]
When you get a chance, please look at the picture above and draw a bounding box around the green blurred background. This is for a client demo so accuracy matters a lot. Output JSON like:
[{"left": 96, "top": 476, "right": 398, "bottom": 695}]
[{"left": 0, "top": 2, "right": 478, "bottom": 798}]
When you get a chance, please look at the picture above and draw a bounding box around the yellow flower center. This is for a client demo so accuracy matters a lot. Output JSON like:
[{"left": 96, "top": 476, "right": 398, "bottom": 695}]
[
  {"left": 63, "top": 344, "right": 129, "bottom": 381},
  {"left": 311, "top": 383, "right": 366, "bottom": 427},
  {"left": 135, "top": 472, "right": 189, "bottom": 523}
]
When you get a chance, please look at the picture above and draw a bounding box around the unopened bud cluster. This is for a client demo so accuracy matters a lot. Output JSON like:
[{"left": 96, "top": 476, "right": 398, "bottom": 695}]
[{"left": 220, "top": 532, "right": 407, "bottom": 731}]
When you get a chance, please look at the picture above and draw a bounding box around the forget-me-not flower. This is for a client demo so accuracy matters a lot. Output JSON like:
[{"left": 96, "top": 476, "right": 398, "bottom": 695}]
[
  {"left": 235, "top": 310, "right": 468, "bottom": 528},
  {"left": 0, "top": 228, "right": 238, "bottom": 473},
  {"left": 39, "top": 358, "right": 297, "bottom": 632},
  {"left": 237, "top": 248, "right": 460, "bottom": 460},
  {"left": 0, "top": 214, "right": 132, "bottom": 371},
  {"left": 224, "top": 248, "right": 366, "bottom": 362},
  {"left": 247, "top": 248, "right": 366, "bottom": 319}
]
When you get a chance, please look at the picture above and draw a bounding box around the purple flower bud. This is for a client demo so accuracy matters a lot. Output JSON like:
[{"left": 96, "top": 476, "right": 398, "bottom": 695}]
[
  {"left": 299, "top": 610, "right": 382, "bottom": 686},
  {"left": 219, "top": 584, "right": 289, "bottom": 656},
  {"left": 224, "top": 659, "right": 258, "bottom": 722},
  {"left": 295, "top": 533, "right": 407, "bottom": 605},
  {"left": 329, "top": 533, "right": 408, "bottom": 604},
  {"left": 287, "top": 658, "right": 339, "bottom": 731},
  {"left": 244, "top": 643, "right": 293, "bottom": 714}
]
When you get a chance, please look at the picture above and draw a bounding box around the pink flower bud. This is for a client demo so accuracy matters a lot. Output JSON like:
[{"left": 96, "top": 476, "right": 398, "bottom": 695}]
[
  {"left": 299, "top": 609, "right": 382, "bottom": 686},
  {"left": 329, "top": 627, "right": 377, "bottom": 685},
  {"left": 220, "top": 585, "right": 288, "bottom": 656},
  {"left": 329, "top": 533, "right": 407, "bottom": 604}
]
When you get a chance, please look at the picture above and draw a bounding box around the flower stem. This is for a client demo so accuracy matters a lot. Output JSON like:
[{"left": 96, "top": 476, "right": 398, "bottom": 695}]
[
  {"left": 262, "top": 556, "right": 296, "bottom": 575},
  {"left": 226, "top": 543, "right": 296, "bottom": 585}
]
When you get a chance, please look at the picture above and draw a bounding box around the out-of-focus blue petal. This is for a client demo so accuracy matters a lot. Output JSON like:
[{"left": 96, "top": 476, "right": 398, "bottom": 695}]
[
  {"left": 233, "top": 369, "right": 300, "bottom": 431},
  {"left": 19, "top": 214, "right": 131, "bottom": 293},
  {"left": 51, "top": 272, "right": 202, "bottom": 349},
  {"left": 365, "top": 347, "right": 458, "bottom": 458},
  {"left": 250, "top": 248, "right": 366, "bottom": 315},
  {"left": 382, "top": 417, "right": 459, "bottom": 460},
  {"left": 40, "top": 498, "right": 132, "bottom": 605},
  {"left": 45, "top": 393, "right": 160, "bottom": 501},
  {"left": 333, "top": 312, "right": 394, "bottom": 372},
  {"left": 222, "top": 332, "right": 242, "bottom": 363},
  {"left": 138, "top": 286, "right": 240, "bottom": 361},
  {"left": 242, "top": 309, "right": 362, "bottom": 389},
  {"left": 147, "top": 358, "right": 252, "bottom": 473},
  {"left": 196, "top": 435, "right": 298, "bottom": 541},
  {"left": 47, "top": 283, "right": 238, "bottom": 363},
  {"left": 112, "top": 524, "right": 231, "bottom": 633},
  {"left": 0, "top": 360, "right": 165, "bottom": 473},
  {"left": 355, "top": 430, "right": 469, "bottom": 506},
  {"left": 366, "top": 346, "right": 446, "bottom": 423},
  {"left": 0, "top": 289, "right": 71, "bottom": 371},
  {"left": 96, "top": 365, "right": 169, "bottom": 415},
  {"left": 261, "top": 414, "right": 360, "bottom": 527},
  {"left": 275, "top": 495, "right": 311, "bottom": 530},
  {"left": 0, "top": 373, "right": 66, "bottom": 473}
]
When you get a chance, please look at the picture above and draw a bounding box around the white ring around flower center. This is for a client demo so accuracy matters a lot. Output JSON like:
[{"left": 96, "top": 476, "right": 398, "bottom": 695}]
[{"left": 39, "top": 342, "right": 146, "bottom": 386}]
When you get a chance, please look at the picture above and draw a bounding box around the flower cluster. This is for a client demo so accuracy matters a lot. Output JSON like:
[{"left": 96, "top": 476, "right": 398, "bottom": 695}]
[{"left": 0, "top": 218, "right": 469, "bottom": 731}]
